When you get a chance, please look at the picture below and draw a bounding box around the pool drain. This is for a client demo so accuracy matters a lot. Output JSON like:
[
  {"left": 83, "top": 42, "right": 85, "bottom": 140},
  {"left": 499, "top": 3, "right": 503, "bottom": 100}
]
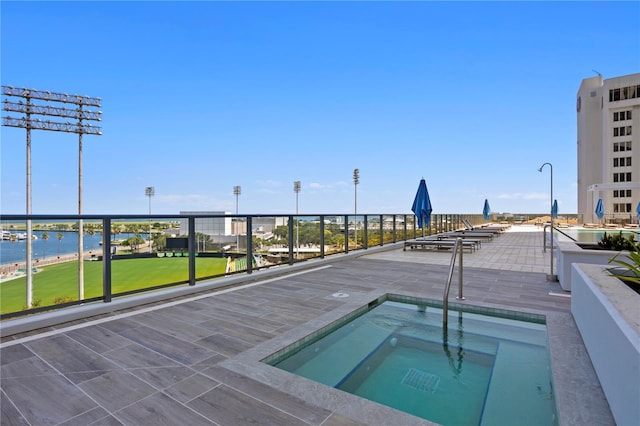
[
  {"left": 402, "top": 368, "right": 440, "bottom": 393},
  {"left": 331, "top": 292, "right": 349, "bottom": 298}
]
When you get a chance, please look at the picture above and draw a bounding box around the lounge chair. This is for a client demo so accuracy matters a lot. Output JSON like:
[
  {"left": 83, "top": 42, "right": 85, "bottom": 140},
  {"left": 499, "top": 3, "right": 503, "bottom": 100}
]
[
  {"left": 445, "top": 231, "right": 495, "bottom": 241},
  {"left": 404, "top": 238, "right": 477, "bottom": 253},
  {"left": 462, "top": 219, "right": 506, "bottom": 233},
  {"left": 425, "top": 234, "right": 483, "bottom": 249}
]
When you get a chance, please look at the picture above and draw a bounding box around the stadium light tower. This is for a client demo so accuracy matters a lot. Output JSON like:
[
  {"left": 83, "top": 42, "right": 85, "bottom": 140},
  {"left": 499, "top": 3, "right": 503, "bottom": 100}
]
[
  {"left": 2, "top": 86, "right": 102, "bottom": 307},
  {"left": 145, "top": 187, "right": 155, "bottom": 253}
]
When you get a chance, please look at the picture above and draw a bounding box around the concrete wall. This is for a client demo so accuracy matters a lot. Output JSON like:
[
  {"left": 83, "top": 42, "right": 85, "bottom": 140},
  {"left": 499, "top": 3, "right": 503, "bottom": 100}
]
[
  {"left": 571, "top": 263, "right": 640, "bottom": 426},
  {"left": 556, "top": 240, "right": 630, "bottom": 291}
]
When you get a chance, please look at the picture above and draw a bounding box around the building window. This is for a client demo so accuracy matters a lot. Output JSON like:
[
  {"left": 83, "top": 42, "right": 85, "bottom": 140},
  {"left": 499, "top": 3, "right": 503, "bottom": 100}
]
[
  {"left": 615, "top": 157, "right": 632, "bottom": 167},
  {"left": 613, "top": 173, "right": 630, "bottom": 182},
  {"left": 613, "top": 190, "right": 632, "bottom": 198},
  {"left": 614, "top": 110, "right": 632, "bottom": 121},
  {"left": 610, "top": 85, "right": 640, "bottom": 102},
  {"left": 613, "top": 203, "right": 632, "bottom": 213},
  {"left": 614, "top": 126, "right": 632, "bottom": 136},
  {"left": 610, "top": 88, "right": 621, "bottom": 101},
  {"left": 613, "top": 141, "right": 632, "bottom": 152}
]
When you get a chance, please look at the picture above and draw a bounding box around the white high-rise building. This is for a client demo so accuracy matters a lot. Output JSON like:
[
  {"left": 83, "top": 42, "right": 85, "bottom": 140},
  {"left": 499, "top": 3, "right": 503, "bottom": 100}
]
[{"left": 577, "top": 73, "right": 640, "bottom": 224}]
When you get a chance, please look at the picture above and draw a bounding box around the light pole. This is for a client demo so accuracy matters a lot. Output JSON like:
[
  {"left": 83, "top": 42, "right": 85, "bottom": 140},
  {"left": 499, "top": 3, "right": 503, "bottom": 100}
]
[
  {"left": 353, "top": 168, "right": 359, "bottom": 247},
  {"left": 234, "top": 186, "right": 241, "bottom": 250},
  {"left": 145, "top": 187, "right": 154, "bottom": 253},
  {"left": 294, "top": 181, "right": 301, "bottom": 258},
  {"left": 2, "top": 86, "right": 102, "bottom": 306},
  {"left": 538, "top": 162, "right": 557, "bottom": 281}
]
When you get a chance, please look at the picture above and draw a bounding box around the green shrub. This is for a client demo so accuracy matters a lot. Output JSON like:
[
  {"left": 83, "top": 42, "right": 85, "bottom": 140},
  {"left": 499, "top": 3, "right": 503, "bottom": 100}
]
[
  {"left": 608, "top": 239, "right": 640, "bottom": 294},
  {"left": 22, "top": 299, "right": 41, "bottom": 310},
  {"left": 598, "top": 231, "right": 636, "bottom": 251},
  {"left": 53, "top": 296, "right": 76, "bottom": 304}
]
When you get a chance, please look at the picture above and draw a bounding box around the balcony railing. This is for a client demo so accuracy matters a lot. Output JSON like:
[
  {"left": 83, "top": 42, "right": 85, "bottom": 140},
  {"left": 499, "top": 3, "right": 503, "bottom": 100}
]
[{"left": 0, "top": 212, "right": 490, "bottom": 319}]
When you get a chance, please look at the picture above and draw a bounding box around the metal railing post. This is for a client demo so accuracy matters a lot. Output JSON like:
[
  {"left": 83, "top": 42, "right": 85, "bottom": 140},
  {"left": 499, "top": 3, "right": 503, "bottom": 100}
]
[
  {"left": 102, "top": 218, "right": 112, "bottom": 303},
  {"left": 458, "top": 238, "right": 464, "bottom": 300},
  {"left": 344, "top": 215, "right": 349, "bottom": 254},
  {"left": 392, "top": 214, "right": 397, "bottom": 243},
  {"left": 188, "top": 217, "right": 196, "bottom": 285},
  {"left": 443, "top": 238, "right": 465, "bottom": 329},
  {"left": 319, "top": 216, "right": 325, "bottom": 258},
  {"left": 246, "top": 216, "right": 253, "bottom": 274},
  {"left": 288, "top": 216, "right": 295, "bottom": 264}
]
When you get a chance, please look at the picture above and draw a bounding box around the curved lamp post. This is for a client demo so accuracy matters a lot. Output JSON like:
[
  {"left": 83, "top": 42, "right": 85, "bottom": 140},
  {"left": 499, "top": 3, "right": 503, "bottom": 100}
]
[{"left": 538, "top": 162, "right": 557, "bottom": 281}]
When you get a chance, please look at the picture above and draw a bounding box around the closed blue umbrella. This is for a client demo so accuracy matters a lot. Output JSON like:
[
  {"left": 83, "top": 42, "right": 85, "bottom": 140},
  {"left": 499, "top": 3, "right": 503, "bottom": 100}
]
[
  {"left": 595, "top": 198, "right": 605, "bottom": 220},
  {"left": 551, "top": 199, "right": 558, "bottom": 219},
  {"left": 636, "top": 201, "right": 640, "bottom": 223},
  {"left": 483, "top": 199, "right": 491, "bottom": 221},
  {"left": 411, "top": 178, "right": 432, "bottom": 229}
]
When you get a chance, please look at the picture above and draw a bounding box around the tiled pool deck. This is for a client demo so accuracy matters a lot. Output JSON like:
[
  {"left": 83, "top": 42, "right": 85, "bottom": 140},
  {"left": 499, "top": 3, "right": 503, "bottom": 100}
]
[{"left": 0, "top": 225, "right": 615, "bottom": 425}]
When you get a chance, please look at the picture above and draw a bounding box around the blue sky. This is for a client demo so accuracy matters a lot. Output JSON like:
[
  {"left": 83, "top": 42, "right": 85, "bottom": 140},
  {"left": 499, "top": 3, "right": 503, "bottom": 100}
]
[{"left": 1, "top": 1, "right": 639, "bottom": 216}]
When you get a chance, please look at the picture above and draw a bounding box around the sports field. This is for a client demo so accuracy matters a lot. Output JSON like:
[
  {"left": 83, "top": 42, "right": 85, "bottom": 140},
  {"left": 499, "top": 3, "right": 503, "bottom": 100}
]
[{"left": 0, "top": 257, "right": 228, "bottom": 314}]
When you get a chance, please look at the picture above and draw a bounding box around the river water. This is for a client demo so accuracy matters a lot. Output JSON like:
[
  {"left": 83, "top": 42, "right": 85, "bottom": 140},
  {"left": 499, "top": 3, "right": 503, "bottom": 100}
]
[{"left": 0, "top": 231, "right": 148, "bottom": 265}]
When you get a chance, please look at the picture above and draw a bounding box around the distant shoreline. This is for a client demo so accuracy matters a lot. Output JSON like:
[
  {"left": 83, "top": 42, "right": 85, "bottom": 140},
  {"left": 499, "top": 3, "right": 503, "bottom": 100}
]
[{"left": 0, "top": 247, "right": 105, "bottom": 282}]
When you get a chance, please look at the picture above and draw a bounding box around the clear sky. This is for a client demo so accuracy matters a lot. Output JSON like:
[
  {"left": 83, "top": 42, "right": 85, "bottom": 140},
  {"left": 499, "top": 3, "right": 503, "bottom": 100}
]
[{"left": 1, "top": 1, "right": 639, "bottom": 216}]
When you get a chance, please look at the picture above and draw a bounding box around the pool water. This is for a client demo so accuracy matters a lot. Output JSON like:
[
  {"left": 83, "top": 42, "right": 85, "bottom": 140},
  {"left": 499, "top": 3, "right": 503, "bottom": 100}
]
[
  {"left": 266, "top": 298, "right": 559, "bottom": 426},
  {"left": 556, "top": 228, "right": 638, "bottom": 243}
]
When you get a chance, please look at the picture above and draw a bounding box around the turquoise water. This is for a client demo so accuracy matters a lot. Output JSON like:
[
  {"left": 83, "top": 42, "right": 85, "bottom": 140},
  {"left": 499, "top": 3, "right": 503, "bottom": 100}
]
[
  {"left": 269, "top": 299, "right": 558, "bottom": 426},
  {"left": 556, "top": 228, "right": 638, "bottom": 243}
]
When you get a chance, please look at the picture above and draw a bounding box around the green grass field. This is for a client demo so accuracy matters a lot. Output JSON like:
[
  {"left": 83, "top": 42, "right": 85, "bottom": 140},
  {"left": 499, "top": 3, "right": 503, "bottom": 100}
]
[{"left": 1, "top": 257, "right": 228, "bottom": 314}]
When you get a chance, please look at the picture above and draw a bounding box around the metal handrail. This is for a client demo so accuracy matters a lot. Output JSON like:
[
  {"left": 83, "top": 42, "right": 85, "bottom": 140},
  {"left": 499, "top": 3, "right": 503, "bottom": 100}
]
[{"left": 443, "top": 237, "right": 464, "bottom": 329}]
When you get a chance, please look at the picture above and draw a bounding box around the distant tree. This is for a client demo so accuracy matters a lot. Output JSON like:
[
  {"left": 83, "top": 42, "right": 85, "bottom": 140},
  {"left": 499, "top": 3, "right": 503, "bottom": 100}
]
[
  {"left": 57, "top": 232, "right": 64, "bottom": 257},
  {"left": 42, "top": 232, "right": 49, "bottom": 258},
  {"left": 87, "top": 226, "right": 96, "bottom": 248},
  {"left": 112, "top": 224, "right": 123, "bottom": 243},
  {"left": 123, "top": 235, "right": 145, "bottom": 253},
  {"left": 273, "top": 225, "right": 289, "bottom": 240},
  {"left": 153, "top": 233, "right": 167, "bottom": 251}
]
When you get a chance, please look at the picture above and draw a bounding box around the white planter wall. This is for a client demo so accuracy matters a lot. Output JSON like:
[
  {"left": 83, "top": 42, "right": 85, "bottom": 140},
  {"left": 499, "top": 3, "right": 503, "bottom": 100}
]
[
  {"left": 571, "top": 263, "right": 640, "bottom": 426},
  {"left": 556, "top": 241, "right": 630, "bottom": 291}
]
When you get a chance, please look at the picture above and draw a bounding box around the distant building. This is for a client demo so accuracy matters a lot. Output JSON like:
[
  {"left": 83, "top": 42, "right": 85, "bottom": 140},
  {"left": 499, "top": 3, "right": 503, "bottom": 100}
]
[
  {"left": 577, "top": 73, "right": 640, "bottom": 223},
  {"left": 178, "top": 211, "right": 231, "bottom": 236}
]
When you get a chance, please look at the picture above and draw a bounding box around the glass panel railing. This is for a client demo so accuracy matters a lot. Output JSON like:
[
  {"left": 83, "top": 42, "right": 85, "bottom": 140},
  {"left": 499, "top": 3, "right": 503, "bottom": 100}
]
[
  {"left": 322, "top": 215, "right": 346, "bottom": 255},
  {"left": 381, "top": 214, "right": 396, "bottom": 244},
  {"left": 1, "top": 212, "right": 487, "bottom": 318}
]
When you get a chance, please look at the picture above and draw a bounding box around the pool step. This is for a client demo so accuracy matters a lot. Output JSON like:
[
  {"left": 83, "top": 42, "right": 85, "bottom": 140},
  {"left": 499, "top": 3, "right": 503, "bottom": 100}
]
[
  {"left": 280, "top": 322, "right": 393, "bottom": 387},
  {"left": 480, "top": 341, "right": 557, "bottom": 425}
]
